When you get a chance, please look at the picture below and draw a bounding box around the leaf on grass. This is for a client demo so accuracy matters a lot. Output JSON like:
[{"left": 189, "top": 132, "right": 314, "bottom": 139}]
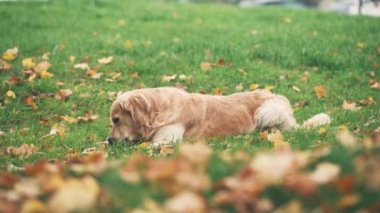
[
  {"left": 0, "top": 59, "right": 12, "bottom": 71},
  {"left": 160, "top": 145, "right": 175, "bottom": 156},
  {"left": 97, "top": 56, "right": 113, "bottom": 64},
  {"left": 38, "top": 70, "right": 54, "bottom": 79},
  {"left": 6, "top": 144, "right": 38, "bottom": 159},
  {"left": 77, "top": 112, "right": 98, "bottom": 123},
  {"left": 25, "top": 96, "right": 38, "bottom": 109},
  {"left": 165, "top": 191, "right": 206, "bottom": 213},
  {"left": 55, "top": 89, "right": 73, "bottom": 101},
  {"left": 313, "top": 85, "right": 326, "bottom": 99},
  {"left": 7, "top": 76, "right": 23, "bottom": 85},
  {"left": 213, "top": 87, "right": 222, "bottom": 95},
  {"left": 86, "top": 70, "right": 102, "bottom": 79},
  {"left": 22, "top": 58, "right": 36, "bottom": 69},
  {"left": 200, "top": 62, "right": 211, "bottom": 71},
  {"left": 2, "top": 47, "right": 18, "bottom": 61},
  {"left": 21, "top": 199, "right": 47, "bottom": 213},
  {"left": 292, "top": 85, "right": 301, "bottom": 92},
  {"left": 74, "top": 63, "right": 89, "bottom": 70},
  {"left": 48, "top": 123, "right": 66, "bottom": 138},
  {"left": 342, "top": 100, "right": 361, "bottom": 111},
  {"left": 359, "top": 96, "right": 375, "bottom": 106},
  {"left": 6, "top": 90, "right": 16, "bottom": 99},
  {"left": 161, "top": 74, "right": 177, "bottom": 82},
  {"left": 336, "top": 128, "right": 357, "bottom": 148},
  {"left": 61, "top": 115, "right": 77, "bottom": 124},
  {"left": 310, "top": 162, "right": 341, "bottom": 184},
  {"left": 235, "top": 83, "right": 243, "bottom": 92},
  {"left": 34, "top": 61, "right": 51, "bottom": 73},
  {"left": 48, "top": 176, "right": 99, "bottom": 213}
]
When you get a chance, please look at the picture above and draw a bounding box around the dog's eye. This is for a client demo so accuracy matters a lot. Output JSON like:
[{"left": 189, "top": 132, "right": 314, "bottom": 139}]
[{"left": 112, "top": 117, "right": 120, "bottom": 124}]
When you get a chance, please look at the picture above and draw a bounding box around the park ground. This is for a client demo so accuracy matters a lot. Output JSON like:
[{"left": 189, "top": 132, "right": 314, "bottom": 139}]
[{"left": 0, "top": 0, "right": 380, "bottom": 212}]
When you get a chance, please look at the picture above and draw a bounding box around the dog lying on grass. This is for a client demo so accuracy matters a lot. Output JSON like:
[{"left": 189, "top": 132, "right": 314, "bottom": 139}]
[{"left": 107, "top": 87, "right": 330, "bottom": 147}]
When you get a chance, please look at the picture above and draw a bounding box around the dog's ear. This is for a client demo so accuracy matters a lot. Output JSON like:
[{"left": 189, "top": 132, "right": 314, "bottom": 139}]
[{"left": 120, "top": 94, "right": 151, "bottom": 128}]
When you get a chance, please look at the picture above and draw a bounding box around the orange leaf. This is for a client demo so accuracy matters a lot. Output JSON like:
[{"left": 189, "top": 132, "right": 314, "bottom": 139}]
[{"left": 313, "top": 85, "right": 326, "bottom": 99}]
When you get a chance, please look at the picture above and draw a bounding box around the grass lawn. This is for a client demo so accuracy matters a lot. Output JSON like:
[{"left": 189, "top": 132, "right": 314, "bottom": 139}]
[{"left": 0, "top": 0, "right": 380, "bottom": 212}]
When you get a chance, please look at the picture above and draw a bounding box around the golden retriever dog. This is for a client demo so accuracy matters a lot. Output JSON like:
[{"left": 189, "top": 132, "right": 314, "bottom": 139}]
[{"left": 108, "top": 87, "right": 330, "bottom": 147}]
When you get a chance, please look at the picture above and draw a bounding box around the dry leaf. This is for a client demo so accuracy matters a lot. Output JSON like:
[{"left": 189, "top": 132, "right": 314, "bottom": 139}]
[
  {"left": 249, "top": 83, "right": 260, "bottom": 91},
  {"left": 86, "top": 70, "right": 102, "bottom": 79},
  {"left": 302, "top": 113, "right": 331, "bottom": 128},
  {"left": 34, "top": 61, "right": 51, "bottom": 73},
  {"left": 49, "top": 123, "right": 66, "bottom": 138},
  {"left": 200, "top": 62, "right": 211, "bottom": 71},
  {"left": 55, "top": 89, "right": 73, "bottom": 101},
  {"left": 310, "top": 162, "right": 341, "bottom": 184},
  {"left": 48, "top": 176, "right": 99, "bottom": 213},
  {"left": 359, "top": 96, "right": 376, "bottom": 106},
  {"left": 342, "top": 100, "right": 361, "bottom": 111},
  {"left": 7, "top": 76, "right": 23, "bottom": 85},
  {"left": 74, "top": 63, "right": 89, "bottom": 70},
  {"left": 38, "top": 70, "right": 54, "bottom": 79},
  {"left": 20, "top": 199, "right": 47, "bottom": 213},
  {"left": 7, "top": 144, "right": 38, "bottom": 159},
  {"left": 213, "top": 87, "right": 222, "bottom": 95},
  {"left": 165, "top": 191, "right": 206, "bottom": 213},
  {"left": 61, "top": 115, "right": 76, "bottom": 124},
  {"left": 336, "top": 128, "right": 357, "bottom": 148},
  {"left": 161, "top": 74, "right": 177, "bottom": 82},
  {"left": 160, "top": 146, "right": 175, "bottom": 156},
  {"left": 0, "top": 59, "right": 12, "bottom": 71},
  {"left": 97, "top": 56, "right": 113, "bottom": 64},
  {"left": 313, "top": 85, "right": 326, "bottom": 99},
  {"left": 25, "top": 96, "right": 38, "bottom": 109},
  {"left": 235, "top": 83, "right": 243, "bottom": 92},
  {"left": 292, "top": 85, "right": 301, "bottom": 92},
  {"left": 2, "top": 47, "right": 18, "bottom": 61}
]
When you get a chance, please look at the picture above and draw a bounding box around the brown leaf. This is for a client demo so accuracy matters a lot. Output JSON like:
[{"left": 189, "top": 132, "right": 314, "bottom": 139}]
[
  {"left": 313, "top": 85, "right": 326, "bottom": 99},
  {"left": 7, "top": 76, "right": 23, "bottom": 85},
  {"left": 6, "top": 144, "right": 38, "bottom": 159},
  {"left": 200, "top": 62, "right": 211, "bottom": 71},
  {"left": 342, "top": 100, "right": 361, "bottom": 111},
  {"left": 359, "top": 96, "right": 376, "bottom": 106},
  {"left": 25, "top": 96, "right": 38, "bottom": 109},
  {"left": 0, "top": 59, "right": 11, "bottom": 71},
  {"left": 55, "top": 89, "right": 73, "bottom": 101}
]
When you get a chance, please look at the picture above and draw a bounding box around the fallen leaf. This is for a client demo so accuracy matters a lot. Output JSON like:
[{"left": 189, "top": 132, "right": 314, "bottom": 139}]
[
  {"left": 20, "top": 199, "right": 47, "bottom": 213},
  {"left": 249, "top": 83, "right": 260, "bottom": 91},
  {"left": 164, "top": 191, "right": 206, "bottom": 213},
  {"left": 2, "top": 47, "right": 18, "bottom": 61},
  {"left": 213, "top": 87, "right": 222, "bottom": 95},
  {"left": 34, "top": 61, "right": 51, "bottom": 73},
  {"left": 97, "top": 56, "right": 113, "bottom": 64},
  {"left": 342, "top": 100, "right": 361, "bottom": 111},
  {"left": 49, "top": 123, "right": 66, "bottom": 138},
  {"left": 160, "top": 146, "right": 175, "bottom": 156},
  {"left": 7, "top": 76, "right": 23, "bottom": 85},
  {"left": 336, "top": 128, "right": 357, "bottom": 148},
  {"left": 48, "top": 176, "right": 99, "bottom": 213},
  {"left": 22, "top": 58, "right": 36, "bottom": 69},
  {"left": 200, "top": 62, "right": 211, "bottom": 71},
  {"left": 310, "top": 162, "right": 341, "bottom": 184},
  {"left": 86, "top": 70, "right": 102, "bottom": 79},
  {"left": 359, "top": 96, "right": 376, "bottom": 106},
  {"left": 370, "top": 81, "right": 380, "bottom": 89},
  {"left": 69, "top": 56, "right": 75, "bottom": 63},
  {"left": 61, "top": 115, "right": 76, "bottom": 124},
  {"left": 292, "top": 85, "right": 301, "bottom": 92},
  {"left": 235, "top": 83, "right": 243, "bottom": 92},
  {"left": 313, "top": 85, "right": 326, "bottom": 99},
  {"left": 55, "top": 89, "right": 73, "bottom": 101},
  {"left": 6, "top": 144, "right": 38, "bottom": 159},
  {"left": 0, "top": 59, "right": 12, "bottom": 71},
  {"left": 38, "top": 70, "right": 54, "bottom": 79},
  {"left": 25, "top": 96, "right": 38, "bottom": 109},
  {"left": 6, "top": 90, "right": 16, "bottom": 99},
  {"left": 357, "top": 42, "right": 365, "bottom": 49},
  {"left": 74, "top": 63, "right": 89, "bottom": 70},
  {"left": 264, "top": 85, "right": 275, "bottom": 91},
  {"left": 77, "top": 112, "right": 98, "bottom": 123},
  {"left": 161, "top": 74, "right": 177, "bottom": 82}
]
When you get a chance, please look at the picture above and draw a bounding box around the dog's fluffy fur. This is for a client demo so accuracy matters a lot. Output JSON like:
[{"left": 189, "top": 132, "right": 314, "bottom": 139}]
[{"left": 108, "top": 87, "right": 328, "bottom": 147}]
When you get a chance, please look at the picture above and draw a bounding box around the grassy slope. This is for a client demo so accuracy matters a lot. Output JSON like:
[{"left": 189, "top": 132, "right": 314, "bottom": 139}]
[{"left": 0, "top": 0, "right": 379, "bottom": 210}]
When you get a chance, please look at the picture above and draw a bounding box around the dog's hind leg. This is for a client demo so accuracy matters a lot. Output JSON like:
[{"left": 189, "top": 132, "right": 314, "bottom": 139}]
[
  {"left": 151, "top": 123, "right": 186, "bottom": 148},
  {"left": 254, "top": 95, "right": 298, "bottom": 131}
]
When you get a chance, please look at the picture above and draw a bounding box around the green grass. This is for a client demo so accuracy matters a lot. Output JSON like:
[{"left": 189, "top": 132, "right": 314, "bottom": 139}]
[{"left": 0, "top": 0, "right": 380, "bottom": 212}]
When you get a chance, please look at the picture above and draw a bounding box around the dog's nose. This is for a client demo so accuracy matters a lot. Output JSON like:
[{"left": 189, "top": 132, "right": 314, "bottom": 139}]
[{"left": 107, "top": 136, "right": 115, "bottom": 145}]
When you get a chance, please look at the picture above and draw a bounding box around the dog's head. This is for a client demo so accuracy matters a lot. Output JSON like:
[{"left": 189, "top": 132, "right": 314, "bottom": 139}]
[{"left": 107, "top": 92, "right": 152, "bottom": 145}]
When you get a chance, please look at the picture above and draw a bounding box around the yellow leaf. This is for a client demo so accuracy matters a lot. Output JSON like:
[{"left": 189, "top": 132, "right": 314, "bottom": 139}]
[
  {"left": 138, "top": 142, "right": 151, "bottom": 149},
  {"left": 61, "top": 115, "right": 76, "bottom": 124},
  {"left": 313, "top": 85, "right": 326, "bottom": 99},
  {"left": 69, "top": 56, "right": 75, "bottom": 63},
  {"left": 28, "top": 74, "right": 37, "bottom": 82},
  {"left": 249, "top": 83, "right": 260, "bottom": 91},
  {"left": 22, "top": 58, "right": 36, "bottom": 69},
  {"left": 213, "top": 87, "right": 222, "bottom": 95},
  {"left": 357, "top": 42, "right": 365, "bottom": 49},
  {"left": 39, "top": 70, "right": 53, "bottom": 79},
  {"left": 124, "top": 40, "right": 133, "bottom": 49},
  {"left": 21, "top": 199, "right": 47, "bottom": 213},
  {"left": 6, "top": 90, "right": 16, "bottom": 98},
  {"left": 265, "top": 85, "right": 275, "bottom": 91},
  {"left": 2, "top": 47, "right": 18, "bottom": 61},
  {"left": 319, "top": 127, "right": 326, "bottom": 135}
]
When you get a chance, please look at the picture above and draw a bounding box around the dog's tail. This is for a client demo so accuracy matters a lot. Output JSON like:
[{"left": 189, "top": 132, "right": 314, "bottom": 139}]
[{"left": 300, "top": 113, "right": 331, "bottom": 129}]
